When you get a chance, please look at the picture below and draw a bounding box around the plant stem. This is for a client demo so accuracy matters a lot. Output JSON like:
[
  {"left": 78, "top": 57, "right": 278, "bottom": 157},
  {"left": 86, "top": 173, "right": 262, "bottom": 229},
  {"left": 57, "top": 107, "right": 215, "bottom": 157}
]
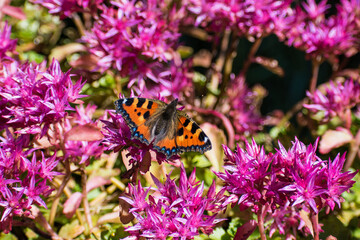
[
  {"left": 239, "top": 37, "right": 263, "bottom": 82},
  {"left": 31, "top": 206, "right": 63, "bottom": 240},
  {"left": 257, "top": 205, "right": 267, "bottom": 240},
  {"left": 310, "top": 211, "right": 320, "bottom": 240},
  {"left": 72, "top": 13, "right": 85, "bottom": 36},
  {"left": 309, "top": 57, "right": 322, "bottom": 93},
  {"left": 214, "top": 30, "right": 239, "bottom": 108},
  {"left": 190, "top": 106, "right": 235, "bottom": 148},
  {"left": 49, "top": 159, "right": 71, "bottom": 226},
  {"left": 81, "top": 164, "right": 93, "bottom": 235},
  {"left": 345, "top": 129, "right": 360, "bottom": 170}
]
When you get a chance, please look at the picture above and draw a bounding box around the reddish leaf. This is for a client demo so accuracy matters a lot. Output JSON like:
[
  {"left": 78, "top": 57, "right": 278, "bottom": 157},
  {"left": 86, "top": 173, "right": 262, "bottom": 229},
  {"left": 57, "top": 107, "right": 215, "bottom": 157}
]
[
  {"left": 70, "top": 54, "right": 101, "bottom": 71},
  {"left": 326, "top": 236, "right": 337, "bottom": 240},
  {"left": 86, "top": 176, "right": 111, "bottom": 192},
  {"left": 119, "top": 193, "right": 134, "bottom": 224},
  {"left": 299, "top": 210, "right": 313, "bottom": 236},
  {"left": 201, "top": 123, "right": 226, "bottom": 172},
  {"left": 193, "top": 49, "right": 212, "bottom": 68},
  {"left": 2, "top": 6, "right": 26, "bottom": 20},
  {"left": 254, "top": 56, "right": 284, "bottom": 77},
  {"left": 97, "top": 211, "right": 121, "bottom": 225},
  {"left": 234, "top": 220, "right": 257, "bottom": 240},
  {"left": 65, "top": 124, "right": 103, "bottom": 142},
  {"left": 139, "top": 151, "right": 151, "bottom": 174},
  {"left": 319, "top": 128, "right": 353, "bottom": 154},
  {"left": 49, "top": 43, "right": 86, "bottom": 62},
  {"left": 63, "top": 192, "right": 82, "bottom": 219}
]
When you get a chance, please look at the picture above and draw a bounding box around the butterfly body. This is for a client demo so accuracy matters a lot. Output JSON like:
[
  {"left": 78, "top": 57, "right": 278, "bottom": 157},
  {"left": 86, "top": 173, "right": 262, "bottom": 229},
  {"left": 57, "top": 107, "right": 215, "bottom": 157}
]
[{"left": 115, "top": 98, "right": 212, "bottom": 158}]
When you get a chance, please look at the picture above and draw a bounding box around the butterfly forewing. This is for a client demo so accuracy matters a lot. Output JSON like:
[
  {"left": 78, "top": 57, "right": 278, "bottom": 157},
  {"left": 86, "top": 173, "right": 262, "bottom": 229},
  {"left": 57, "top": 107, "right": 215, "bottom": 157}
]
[
  {"left": 115, "top": 98, "right": 166, "bottom": 144},
  {"left": 176, "top": 112, "right": 212, "bottom": 152}
]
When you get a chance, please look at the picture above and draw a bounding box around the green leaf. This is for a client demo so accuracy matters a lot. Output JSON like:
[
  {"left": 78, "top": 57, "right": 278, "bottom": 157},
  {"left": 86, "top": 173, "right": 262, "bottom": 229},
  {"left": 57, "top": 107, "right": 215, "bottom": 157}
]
[
  {"left": 87, "top": 188, "right": 102, "bottom": 201},
  {"left": 227, "top": 217, "right": 242, "bottom": 236},
  {"left": 209, "top": 227, "right": 231, "bottom": 240},
  {"left": 58, "top": 220, "right": 85, "bottom": 239},
  {"left": 0, "top": 233, "right": 17, "bottom": 240},
  {"left": 193, "top": 154, "right": 212, "bottom": 168}
]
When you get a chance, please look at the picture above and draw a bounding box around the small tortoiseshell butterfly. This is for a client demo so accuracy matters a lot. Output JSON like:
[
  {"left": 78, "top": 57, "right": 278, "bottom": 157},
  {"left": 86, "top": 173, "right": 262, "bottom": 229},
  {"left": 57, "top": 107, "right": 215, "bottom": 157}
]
[{"left": 115, "top": 98, "right": 212, "bottom": 159}]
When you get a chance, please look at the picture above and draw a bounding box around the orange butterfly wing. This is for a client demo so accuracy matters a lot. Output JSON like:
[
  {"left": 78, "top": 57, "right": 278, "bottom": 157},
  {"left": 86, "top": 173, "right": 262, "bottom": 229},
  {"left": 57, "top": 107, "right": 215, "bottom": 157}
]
[
  {"left": 115, "top": 98, "right": 165, "bottom": 144},
  {"left": 153, "top": 112, "right": 212, "bottom": 158},
  {"left": 116, "top": 98, "right": 212, "bottom": 159}
]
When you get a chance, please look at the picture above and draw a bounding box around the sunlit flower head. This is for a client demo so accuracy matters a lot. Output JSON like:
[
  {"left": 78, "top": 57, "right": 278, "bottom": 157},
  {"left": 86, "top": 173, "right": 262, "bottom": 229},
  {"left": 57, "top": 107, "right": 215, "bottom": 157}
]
[
  {"left": 184, "top": 0, "right": 292, "bottom": 37},
  {"left": 0, "top": 23, "right": 17, "bottom": 59},
  {"left": 31, "top": 0, "right": 104, "bottom": 18},
  {"left": 217, "top": 138, "right": 357, "bottom": 236},
  {"left": 83, "top": 0, "right": 187, "bottom": 97},
  {"left": 304, "top": 79, "right": 360, "bottom": 122},
  {"left": 278, "top": 0, "right": 359, "bottom": 58},
  {"left": 0, "top": 59, "right": 86, "bottom": 135},
  {"left": 120, "top": 164, "right": 226, "bottom": 239},
  {"left": 0, "top": 131, "right": 60, "bottom": 232}
]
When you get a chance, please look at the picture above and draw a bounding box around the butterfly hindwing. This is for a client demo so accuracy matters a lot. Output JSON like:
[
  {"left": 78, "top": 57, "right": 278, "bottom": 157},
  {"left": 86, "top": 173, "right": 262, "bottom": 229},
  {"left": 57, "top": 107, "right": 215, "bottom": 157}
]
[
  {"left": 115, "top": 98, "right": 166, "bottom": 144},
  {"left": 153, "top": 137, "right": 178, "bottom": 157},
  {"left": 176, "top": 113, "right": 212, "bottom": 152},
  {"left": 153, "top": 112, "right": 212, "bottom": 158}
]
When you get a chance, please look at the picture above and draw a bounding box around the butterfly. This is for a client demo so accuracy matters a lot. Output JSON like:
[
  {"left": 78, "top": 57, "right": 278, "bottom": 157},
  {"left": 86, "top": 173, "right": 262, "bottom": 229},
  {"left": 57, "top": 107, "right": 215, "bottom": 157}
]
[{"left": 114, "top": 97, "right": 212, "bottom": 159}]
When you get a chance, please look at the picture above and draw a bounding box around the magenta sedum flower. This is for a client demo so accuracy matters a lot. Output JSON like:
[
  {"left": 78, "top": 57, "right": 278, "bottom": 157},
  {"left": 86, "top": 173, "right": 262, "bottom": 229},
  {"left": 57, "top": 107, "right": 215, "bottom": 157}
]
[
  {"left": 31, "top": 0, "right": 104, "bottom": 18},
  {"left": 0, "top": 131, "right": 60, "bottom": 232},
  {"left": 0, "top": 23, "right": 17, "bottom": 59},
  {"left": 304, "top": 79, "right": 360, "bottom": 122},
  {"left": 120, "top": 164, "right": 226, "bottom": 239},
  {"left": 227, "top": 77, "right": 263, "bottom": 137},
  {"left": 83, "top": 0, "right": 191, "bottom": 98},
  {"left": 217, "top": 138, "right": 358, "bottom": 236},
  {"left": 325, "top": 153, "right": 357, "bottom": 210},
  {"left": 0, "top": 44, "right": 86, "bottom": 232},
  {"left": 184, "top": 0, "right": 292, "bottom": 37},
  {"left": 0, "top": 59, "right": 85, "bottom": 135},
  {"left": 277, "top": 0, "right": 359, "bottom": 58},
  {"left": 134, "top": 59, "right": 193, "bottom": 99},
  {"left": 216, "top": 139, "right": 273, "bottom": 211},
  {"left": 276, "top": 138, "right": 357, "bottom": 213}
]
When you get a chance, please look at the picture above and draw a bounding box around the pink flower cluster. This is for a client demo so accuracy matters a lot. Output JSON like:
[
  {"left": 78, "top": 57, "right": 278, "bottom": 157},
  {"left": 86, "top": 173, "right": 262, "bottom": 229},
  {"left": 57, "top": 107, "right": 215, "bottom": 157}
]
[
  {"left": 216, "top": 138, "right": 357, "bottom": 237},
  {"left": 0, "top": 131, "right": 59, "bottom": 232},
  {"left": 184, "top": 0, "right": 292, "bottom": 37},
  {"left": 278, "top": 0, "right": 360, "bottom": 58},
  {"left": 0, "top": 59, "right": 85, "bottom": 135},
  {"left": 0, "top": 23, "right": 91, "bottom": 232},
  {"left": 227, "top": 77, "right": 263, "bottom": 137},
  {"left": 82, "top": 0, "right": 192, "bottom": 98},
  {"left": 304, "top": 79, "right": 360, "bottom": 122},
  {"left": 120, "top": 165, "right": 226, "bottom": 239},
  {"left": 31, "top": 0, "right": 103, "bottom": 18}
]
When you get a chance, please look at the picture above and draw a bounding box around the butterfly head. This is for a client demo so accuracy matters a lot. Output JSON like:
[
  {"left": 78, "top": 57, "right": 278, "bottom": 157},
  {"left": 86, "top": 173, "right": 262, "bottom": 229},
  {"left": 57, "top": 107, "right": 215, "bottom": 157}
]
[{"left": 162, "top": 98, "right": 178, "bottom": 119}]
